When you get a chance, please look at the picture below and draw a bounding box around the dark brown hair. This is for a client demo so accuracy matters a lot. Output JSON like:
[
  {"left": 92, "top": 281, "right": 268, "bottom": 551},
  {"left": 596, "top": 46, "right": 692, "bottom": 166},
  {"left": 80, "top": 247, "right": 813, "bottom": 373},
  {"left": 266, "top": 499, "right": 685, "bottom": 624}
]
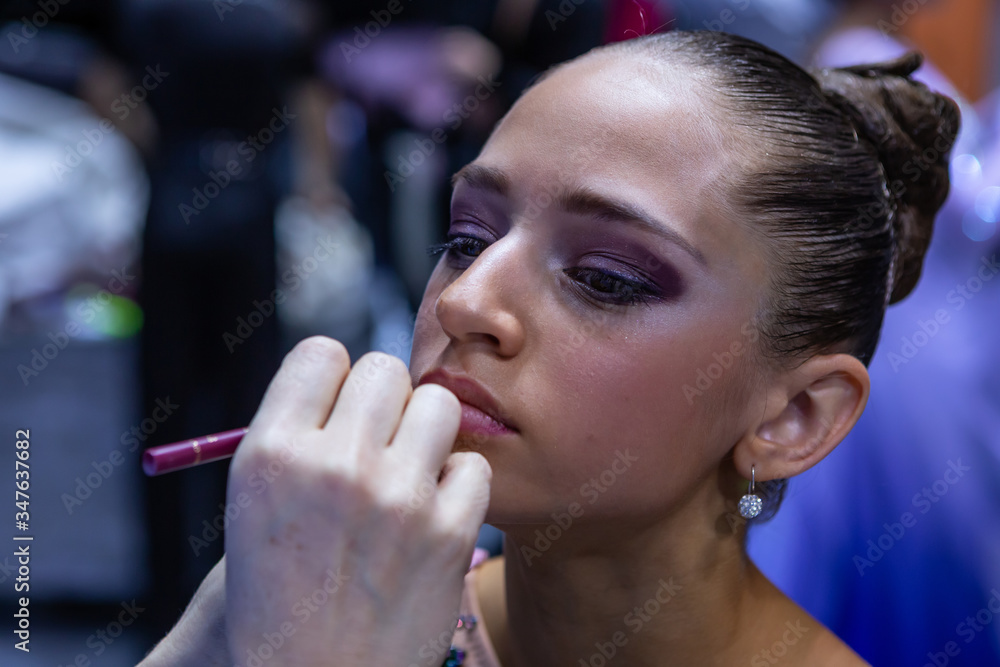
[
  {"left": 607, "top": 30, "right": 960, "bottom": 370},
  {"left": 592, "top": 31, "right": 960, "bottom": 522}
]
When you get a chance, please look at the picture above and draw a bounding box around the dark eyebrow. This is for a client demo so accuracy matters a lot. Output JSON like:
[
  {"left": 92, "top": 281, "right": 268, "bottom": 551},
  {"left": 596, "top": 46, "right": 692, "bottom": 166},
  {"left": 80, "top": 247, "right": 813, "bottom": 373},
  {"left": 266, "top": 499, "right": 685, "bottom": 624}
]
[
  {"left": 451, "top": 163, "right": 510, "bottom": 195},
  {"left": 451, "top": 163, "right": 707, "bottom": 266}
]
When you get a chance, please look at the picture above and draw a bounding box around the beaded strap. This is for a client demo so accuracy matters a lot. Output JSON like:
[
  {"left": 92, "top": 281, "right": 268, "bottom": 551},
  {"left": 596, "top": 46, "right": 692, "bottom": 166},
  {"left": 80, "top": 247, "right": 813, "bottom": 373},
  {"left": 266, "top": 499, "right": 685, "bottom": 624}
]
[
  {"left": 440, "top": 614, "right": 478, "bottom": 666},
  {"left": 442, "top": 646, "right": 466, "bottom": 666},
  {"left": 439, "top": 549, "right": 488, "bottom": 666}
]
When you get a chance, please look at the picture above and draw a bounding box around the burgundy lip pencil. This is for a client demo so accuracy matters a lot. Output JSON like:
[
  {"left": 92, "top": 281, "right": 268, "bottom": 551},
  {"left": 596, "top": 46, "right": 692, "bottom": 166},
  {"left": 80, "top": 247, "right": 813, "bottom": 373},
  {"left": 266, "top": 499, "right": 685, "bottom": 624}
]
[{"left": 142, "top": 427, "right": 249, "bottom": 476}]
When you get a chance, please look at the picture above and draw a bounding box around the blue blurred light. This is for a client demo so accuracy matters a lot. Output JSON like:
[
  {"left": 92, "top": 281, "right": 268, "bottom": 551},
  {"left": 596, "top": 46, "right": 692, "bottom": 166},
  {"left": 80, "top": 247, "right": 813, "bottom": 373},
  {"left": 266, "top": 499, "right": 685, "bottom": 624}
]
[
  {"left": 951, "top": 153, "right": 982, "bottom": 189},
  {"left": 962, "top": 208, "right": 997, "bottom": 242},
  {"left": 974, "top": 185, "right": 1000, "bottom": 224}
]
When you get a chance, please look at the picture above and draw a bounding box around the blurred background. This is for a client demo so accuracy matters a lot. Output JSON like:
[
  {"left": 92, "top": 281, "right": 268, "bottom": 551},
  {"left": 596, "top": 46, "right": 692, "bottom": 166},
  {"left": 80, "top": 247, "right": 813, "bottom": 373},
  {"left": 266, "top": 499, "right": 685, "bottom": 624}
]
[{"left": 0, "top": 0, "right": 996, "bottom": 665}]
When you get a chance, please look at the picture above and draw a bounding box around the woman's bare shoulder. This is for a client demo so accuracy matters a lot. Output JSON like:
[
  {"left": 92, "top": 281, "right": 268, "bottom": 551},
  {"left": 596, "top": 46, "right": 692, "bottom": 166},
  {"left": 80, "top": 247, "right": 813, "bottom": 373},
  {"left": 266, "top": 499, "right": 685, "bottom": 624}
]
[
  {"left": 739, "top": 602, "right": 868, "bottom": 666},
  {"left": 805, "top": 625, "right": 870, "bottom": 666},
  {"left": 749, "top": 568, "right": 869, "bottom": 666}
]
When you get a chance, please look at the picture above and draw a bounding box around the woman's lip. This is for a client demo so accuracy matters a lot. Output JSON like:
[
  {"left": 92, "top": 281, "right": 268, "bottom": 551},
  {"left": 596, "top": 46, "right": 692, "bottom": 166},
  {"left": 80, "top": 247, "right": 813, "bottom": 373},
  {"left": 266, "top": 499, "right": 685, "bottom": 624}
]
[
  {"left": 417, "top": 368, "right": 518, "bottom": 431},
  {"left": 459, "top": 401, "right": 517, "bottom": 436}
]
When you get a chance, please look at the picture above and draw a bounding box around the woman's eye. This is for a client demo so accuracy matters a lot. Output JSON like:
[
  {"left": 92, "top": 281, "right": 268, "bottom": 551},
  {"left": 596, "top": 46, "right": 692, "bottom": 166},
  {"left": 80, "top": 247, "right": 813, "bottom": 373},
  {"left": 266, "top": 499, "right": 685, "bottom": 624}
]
[
  {"left": 427, "top": 235, "right": 660, "bottom": 308},
  {"left": 565, "top": 267, "right": 658, "bottom": 307},
  {"left": 426, "top": 234, "right": 488, "bottom": 261}
]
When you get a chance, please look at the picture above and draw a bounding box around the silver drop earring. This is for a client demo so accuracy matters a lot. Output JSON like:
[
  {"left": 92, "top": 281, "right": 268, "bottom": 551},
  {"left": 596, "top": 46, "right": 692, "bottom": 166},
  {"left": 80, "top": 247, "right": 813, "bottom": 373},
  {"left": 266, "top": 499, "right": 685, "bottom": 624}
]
[{"left": 739, "top": 465, "right": 763, "bottom": 519}]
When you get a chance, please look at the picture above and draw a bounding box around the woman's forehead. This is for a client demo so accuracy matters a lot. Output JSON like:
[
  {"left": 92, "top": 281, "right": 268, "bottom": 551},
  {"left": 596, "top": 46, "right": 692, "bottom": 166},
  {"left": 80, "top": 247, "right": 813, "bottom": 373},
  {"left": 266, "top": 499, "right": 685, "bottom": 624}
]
[{"left": 477, "top": 52, "right": 736, "bottom": 202}]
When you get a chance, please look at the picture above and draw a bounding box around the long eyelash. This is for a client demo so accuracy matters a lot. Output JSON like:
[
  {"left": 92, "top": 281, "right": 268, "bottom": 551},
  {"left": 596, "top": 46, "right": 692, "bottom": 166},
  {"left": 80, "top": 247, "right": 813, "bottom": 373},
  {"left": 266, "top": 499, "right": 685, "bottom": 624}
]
[
  {"left": 426, "top": 241, "right": 452, "bottom": 258},
  {"left": 427, "top": 236, "right": 484, "bottom": 257}
]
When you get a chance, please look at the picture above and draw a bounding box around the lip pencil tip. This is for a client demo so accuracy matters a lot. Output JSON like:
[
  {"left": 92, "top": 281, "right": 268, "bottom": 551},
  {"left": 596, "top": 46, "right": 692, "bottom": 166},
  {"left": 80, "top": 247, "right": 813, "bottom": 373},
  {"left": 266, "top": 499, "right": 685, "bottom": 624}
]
[{"left": 142, "top": 451, "right": 157, "bottom": 476}]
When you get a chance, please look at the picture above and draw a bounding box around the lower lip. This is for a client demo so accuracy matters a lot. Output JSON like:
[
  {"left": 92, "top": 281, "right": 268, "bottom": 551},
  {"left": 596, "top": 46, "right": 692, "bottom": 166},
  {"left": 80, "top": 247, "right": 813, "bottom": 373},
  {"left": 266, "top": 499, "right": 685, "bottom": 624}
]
[{"left": 459, "top": 401, "right": 516, "bottom": 436}]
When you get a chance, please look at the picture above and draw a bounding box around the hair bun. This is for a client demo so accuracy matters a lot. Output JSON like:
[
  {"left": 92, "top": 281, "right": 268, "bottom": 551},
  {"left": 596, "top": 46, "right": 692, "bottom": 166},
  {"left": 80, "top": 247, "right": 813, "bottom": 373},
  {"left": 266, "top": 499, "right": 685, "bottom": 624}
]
[{"left": 814, "top": 52, "right": 960, "bottom": 304}]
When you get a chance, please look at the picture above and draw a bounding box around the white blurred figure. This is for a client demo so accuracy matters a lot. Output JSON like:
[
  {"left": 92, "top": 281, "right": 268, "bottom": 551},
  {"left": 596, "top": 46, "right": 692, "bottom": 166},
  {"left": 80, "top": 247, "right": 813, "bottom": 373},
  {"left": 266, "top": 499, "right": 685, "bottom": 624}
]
[{"left": 0, "top": 68, "right": 148, "bottom": 333}]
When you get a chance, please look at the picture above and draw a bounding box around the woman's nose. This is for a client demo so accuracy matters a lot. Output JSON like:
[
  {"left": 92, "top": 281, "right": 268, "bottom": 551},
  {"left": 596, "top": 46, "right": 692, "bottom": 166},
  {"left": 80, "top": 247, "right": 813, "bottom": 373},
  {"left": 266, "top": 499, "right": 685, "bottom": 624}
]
[{"left": 433, "top": 241, "right": 527, "bottom": 358}]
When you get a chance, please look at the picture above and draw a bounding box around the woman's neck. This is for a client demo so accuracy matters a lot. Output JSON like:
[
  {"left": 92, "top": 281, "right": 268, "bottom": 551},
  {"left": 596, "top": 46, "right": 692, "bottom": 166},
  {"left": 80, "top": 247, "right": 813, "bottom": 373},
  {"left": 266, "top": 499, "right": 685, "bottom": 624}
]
[{"left": 491, "top": 491, "right": 791, "bottom": 665}]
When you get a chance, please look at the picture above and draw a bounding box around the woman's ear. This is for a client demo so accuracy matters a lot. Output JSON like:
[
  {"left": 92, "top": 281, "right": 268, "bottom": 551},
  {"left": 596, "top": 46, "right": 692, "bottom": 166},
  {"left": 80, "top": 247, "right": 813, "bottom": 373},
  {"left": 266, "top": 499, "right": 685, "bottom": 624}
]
[{"left": 733, "top": 353, "right": 870, "bottom": 482}]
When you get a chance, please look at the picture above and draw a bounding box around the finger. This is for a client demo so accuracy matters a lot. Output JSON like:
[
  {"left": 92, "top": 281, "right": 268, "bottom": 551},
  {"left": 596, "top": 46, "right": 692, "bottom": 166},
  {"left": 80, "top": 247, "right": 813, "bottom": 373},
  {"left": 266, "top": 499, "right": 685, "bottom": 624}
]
[
  {"left": 322, "top": 351, "right": 412, "bottom": 458},
  {"left": 386, "top": 383, "right": 461, "bottom": 480},
  {"left": 434, "top": 451, "right": 492, "bottom": 535},
  {"left": 247, "top": 336, "right": 351, "bottom": 435}
]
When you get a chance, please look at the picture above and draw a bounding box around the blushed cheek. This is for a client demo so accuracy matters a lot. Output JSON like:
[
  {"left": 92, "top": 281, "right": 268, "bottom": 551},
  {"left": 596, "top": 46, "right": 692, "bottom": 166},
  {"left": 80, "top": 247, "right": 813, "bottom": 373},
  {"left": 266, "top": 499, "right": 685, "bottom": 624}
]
[
  {"left": 552, "top": 332, "right": 733, "bottom": 503},
  {"left": 670, "top": 343, "right": 762, "bottom": 474},
  {"left": 539, "top": 340, "right": 687, "bottom": 477}
]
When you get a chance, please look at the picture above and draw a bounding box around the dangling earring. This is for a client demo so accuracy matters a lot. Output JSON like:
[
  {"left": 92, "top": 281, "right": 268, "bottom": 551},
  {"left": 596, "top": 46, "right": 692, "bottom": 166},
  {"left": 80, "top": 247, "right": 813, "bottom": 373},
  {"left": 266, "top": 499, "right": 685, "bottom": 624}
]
[{"left": 739, "top": 465, "right": 763, "bottom": 519}]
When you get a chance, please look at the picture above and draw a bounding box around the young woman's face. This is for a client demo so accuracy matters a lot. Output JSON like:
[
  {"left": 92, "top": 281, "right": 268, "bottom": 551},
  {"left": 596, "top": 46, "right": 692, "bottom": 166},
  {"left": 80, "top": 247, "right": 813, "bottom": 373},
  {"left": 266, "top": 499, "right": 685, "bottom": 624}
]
[{"left": 409, "top": 52, "right": 772, "bottom": 528}]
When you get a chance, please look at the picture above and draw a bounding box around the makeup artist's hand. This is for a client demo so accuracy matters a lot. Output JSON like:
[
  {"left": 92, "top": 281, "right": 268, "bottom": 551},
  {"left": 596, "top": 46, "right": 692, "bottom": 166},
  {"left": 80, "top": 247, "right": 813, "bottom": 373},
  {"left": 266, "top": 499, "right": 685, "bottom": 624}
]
[
  {"left": 224, "top": 337, "right": 492, "bottom": 667},
  {"left": 138, "top": 556, "right": 230, "bottom": 667}
]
